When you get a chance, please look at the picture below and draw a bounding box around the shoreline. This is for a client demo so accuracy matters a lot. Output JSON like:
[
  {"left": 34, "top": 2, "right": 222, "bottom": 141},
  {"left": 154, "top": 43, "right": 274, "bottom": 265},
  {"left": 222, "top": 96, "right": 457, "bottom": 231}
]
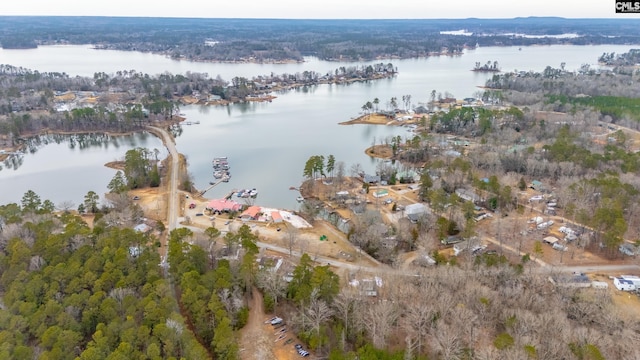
[
  {"left": 365, "top": 144, "right": 394, "bottom": 159},
  {"left": 339, "top": 112, "right": 422, "bottom": 126},
  {"left": 0, "top": 118, "right": 182, "bottom": 161}
]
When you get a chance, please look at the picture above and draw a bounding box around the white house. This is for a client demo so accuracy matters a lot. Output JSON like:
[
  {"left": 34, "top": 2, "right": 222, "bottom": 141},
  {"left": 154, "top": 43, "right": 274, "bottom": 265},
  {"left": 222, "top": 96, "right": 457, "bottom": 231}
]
[
  {"left": 621, "top": 275, "right": 640, "bottom": 288},
  {"left": 613, "top": 277, "right": 636, "bottom": 291}
]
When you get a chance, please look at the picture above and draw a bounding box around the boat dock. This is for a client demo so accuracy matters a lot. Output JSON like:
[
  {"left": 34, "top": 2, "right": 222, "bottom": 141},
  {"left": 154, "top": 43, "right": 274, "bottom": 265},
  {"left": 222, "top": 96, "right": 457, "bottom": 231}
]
[{"left": 200, "top": 178, "right": 225, "bottom": 196}]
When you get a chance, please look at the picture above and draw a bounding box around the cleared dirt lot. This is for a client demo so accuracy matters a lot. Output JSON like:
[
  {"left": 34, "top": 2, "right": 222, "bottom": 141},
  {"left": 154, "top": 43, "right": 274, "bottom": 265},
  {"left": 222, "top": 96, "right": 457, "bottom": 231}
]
[{"left": 239, "top": 288, "right": 315, "bottom": 360}]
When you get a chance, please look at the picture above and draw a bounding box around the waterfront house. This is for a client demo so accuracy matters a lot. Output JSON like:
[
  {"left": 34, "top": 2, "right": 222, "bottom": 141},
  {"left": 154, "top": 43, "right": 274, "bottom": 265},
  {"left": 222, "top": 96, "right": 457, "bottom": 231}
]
[
  {"left": 240, "top": 206, "right": 261, "bottom": 221},
  {"left": 363, "top": 174, "right": 381, "bottom": 184},
  {"left": 206, "top": 199, "right": 242, "bottom": 213}
]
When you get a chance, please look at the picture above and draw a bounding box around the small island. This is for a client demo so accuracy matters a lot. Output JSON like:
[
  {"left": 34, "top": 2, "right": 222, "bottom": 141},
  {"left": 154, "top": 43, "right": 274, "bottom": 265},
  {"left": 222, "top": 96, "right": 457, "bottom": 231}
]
[{"left": 472, "top": 60, "right": 501, "bottom": 72}]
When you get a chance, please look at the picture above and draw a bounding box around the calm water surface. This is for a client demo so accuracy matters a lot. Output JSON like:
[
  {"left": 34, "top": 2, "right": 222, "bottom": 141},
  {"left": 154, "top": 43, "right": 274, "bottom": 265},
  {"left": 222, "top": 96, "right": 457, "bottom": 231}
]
[
  {"left": 0, "top": 133, "right": 164, "bottom": 206},
  {"left": 0, "top": 44, "right": 635, "bottom": 208}
]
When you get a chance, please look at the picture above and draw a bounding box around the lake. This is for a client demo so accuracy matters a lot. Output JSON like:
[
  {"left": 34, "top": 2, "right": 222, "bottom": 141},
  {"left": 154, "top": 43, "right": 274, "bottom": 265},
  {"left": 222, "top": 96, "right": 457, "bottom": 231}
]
[
  {"left": 0, "top": 132, "right": 164, "bottom": 207},
  {"left": 0, "top": 44, "right": 635, "bottom": 208}
]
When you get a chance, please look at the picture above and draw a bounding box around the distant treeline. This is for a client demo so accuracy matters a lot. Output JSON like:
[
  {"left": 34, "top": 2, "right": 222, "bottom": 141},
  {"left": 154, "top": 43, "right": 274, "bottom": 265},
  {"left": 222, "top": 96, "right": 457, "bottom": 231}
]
[
  {"left": 1, "top": 17, "right": 639, "bottom": 61},
  {"left": 0, "top": 62, "right": 395, "bottom": 139}
]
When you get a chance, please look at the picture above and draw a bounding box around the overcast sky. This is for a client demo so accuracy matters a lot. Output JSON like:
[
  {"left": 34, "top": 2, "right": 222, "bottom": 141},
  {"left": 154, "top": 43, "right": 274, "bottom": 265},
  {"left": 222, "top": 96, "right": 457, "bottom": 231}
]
[{"left": 0, "top": 0, "right": 635, "bottom": 19}]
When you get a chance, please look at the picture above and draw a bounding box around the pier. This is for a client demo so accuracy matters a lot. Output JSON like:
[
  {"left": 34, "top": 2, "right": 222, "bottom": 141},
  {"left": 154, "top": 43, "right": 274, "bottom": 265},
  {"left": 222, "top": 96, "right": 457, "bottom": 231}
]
[
  {"left": 200, "top": 178, "right": 224, "bottom": 196},
  {"left": 199, "top": 179, "right": 238, "bottom": 199}
]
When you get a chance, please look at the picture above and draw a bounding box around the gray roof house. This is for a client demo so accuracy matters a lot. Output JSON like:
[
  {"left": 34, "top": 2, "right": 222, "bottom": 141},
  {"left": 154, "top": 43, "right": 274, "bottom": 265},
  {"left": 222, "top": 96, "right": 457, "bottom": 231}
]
[
  {"left": 363, "top": 174, "right": 381, "bottom": 184},
  {"left": 455, "top": 188, "right": 480, "bottom": 203},
  {"left": 405, "top": 203, "right": 428, "bottom": 223}
]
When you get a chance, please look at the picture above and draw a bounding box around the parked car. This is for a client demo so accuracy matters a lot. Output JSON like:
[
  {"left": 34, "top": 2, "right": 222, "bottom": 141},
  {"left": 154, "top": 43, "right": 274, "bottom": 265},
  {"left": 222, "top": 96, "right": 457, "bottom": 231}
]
[
  {"left": 270, "top": 317, "right": 283, "bottom": 325},
  {"left": 132, "top": 195, "right": 140, "bottom": 200}
]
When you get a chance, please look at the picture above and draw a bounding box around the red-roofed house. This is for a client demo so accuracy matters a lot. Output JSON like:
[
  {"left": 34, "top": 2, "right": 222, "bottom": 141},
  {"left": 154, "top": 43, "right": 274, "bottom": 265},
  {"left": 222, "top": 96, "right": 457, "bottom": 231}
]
[
  {"left": 240, "top": 206, "right": 261, "bottom": 221},
  {"left": 206, "top": 199, "right": 242, "bottom": 214},
  {"left": 271, "top": 211, "right": 283, "bottom": 223}
]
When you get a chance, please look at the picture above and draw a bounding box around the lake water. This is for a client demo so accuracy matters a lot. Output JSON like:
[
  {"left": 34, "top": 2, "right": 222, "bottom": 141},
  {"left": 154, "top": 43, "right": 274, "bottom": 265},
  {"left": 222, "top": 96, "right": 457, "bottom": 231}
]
[
  {"left": 0, "top": 44, "right": 636, "bottom": 208},
  {"left": 0, "top": 132, "right": 164, "bottom": 207}
]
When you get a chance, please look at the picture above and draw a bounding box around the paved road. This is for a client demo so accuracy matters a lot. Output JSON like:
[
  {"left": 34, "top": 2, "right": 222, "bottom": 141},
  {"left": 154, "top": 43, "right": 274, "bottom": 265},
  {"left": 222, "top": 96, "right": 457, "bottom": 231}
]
[
  {"left": 148, "top": 126, "right": 179, "bottom": 231},
  {"left": 147, "top": 126, "right": 180, "bottom": 272}
]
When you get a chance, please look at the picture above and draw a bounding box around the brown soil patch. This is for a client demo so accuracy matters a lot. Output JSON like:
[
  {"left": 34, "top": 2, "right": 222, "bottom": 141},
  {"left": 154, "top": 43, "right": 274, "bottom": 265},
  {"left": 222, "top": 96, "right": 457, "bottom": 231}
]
[
  {"left": 104, "top": 161, "right": 125, "bottom": 171},
  {"left": 179, "top": 95, "right": 200, "bottom": 104},
  {"left": 54, "top": 93, "right": 76, "bottom": 101},
  {"left": 339, "top": 113, "right": 392, "bottom": 125},
  {"left": 238, "top": 288, "right": 277, "bottom": 360},
  {"left": 365, "top": 144, "right": 394, "bottom": 159},
  {"left": 239, "top": 287, "right": 313, "bottom": 360},
  {"left": 130, "top": 187, "right": 167, "bottom": 222}
]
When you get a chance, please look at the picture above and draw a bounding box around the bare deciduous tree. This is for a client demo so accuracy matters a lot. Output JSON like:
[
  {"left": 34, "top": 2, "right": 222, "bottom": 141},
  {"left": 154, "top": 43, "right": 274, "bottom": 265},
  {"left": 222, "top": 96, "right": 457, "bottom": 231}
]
[{"left": 359, "top": 299, "right": 398, "bottom": 349}]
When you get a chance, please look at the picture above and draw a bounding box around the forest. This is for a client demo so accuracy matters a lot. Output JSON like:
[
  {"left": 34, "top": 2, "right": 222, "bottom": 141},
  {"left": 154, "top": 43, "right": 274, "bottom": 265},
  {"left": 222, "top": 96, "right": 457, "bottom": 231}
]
[
  {"left": 2, "top": 188, "right": 640, "bottom": 359},
  {"left": 1, "top": 17, "right": 639, "bottom": 61}
]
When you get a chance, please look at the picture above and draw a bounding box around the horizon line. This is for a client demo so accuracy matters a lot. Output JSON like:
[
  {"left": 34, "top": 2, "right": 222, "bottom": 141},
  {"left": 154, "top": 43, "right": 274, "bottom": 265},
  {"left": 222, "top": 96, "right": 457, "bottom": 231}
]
[{"left": 0, "top": 15, "right": 637, "bottom": 20}]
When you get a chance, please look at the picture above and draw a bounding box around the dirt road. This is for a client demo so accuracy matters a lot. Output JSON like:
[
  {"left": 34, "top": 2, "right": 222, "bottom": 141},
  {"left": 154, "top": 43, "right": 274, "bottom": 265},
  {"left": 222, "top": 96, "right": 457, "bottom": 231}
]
[
  {"left": 146, "top": 126, "right": 180, "bottom": 266},
  {"left": 239, "top": 288, "right": 277, "bottom": 360}
]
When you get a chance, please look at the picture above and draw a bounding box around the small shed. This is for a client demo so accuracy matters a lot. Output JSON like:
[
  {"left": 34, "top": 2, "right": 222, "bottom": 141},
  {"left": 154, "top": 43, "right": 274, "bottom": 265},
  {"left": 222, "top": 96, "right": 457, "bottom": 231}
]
[
  {"left": 530, "top": 180, "right": 546, "bottom": 191},
  {"left": 373, "top": 189, "right": 389, "bottom": 198},
  {"left": 543, "top": 236, "right": 559, "bottom": 245},
  {"left": 271, "top": 211, "right": 283, "bottom": 223},
  {"left": 591, "top": 281, "right": 609, "bottom": 289}
]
